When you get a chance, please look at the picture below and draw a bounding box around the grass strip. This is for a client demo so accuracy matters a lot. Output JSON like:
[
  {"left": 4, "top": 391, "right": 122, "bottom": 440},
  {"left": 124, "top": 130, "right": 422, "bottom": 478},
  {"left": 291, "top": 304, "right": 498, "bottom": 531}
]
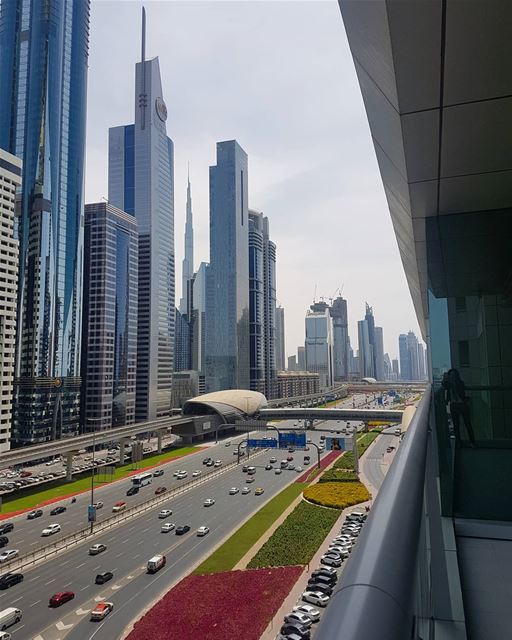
[
  {"left": 248, "top": 501, "right": 340, "bottom": 568},
  {"left": 194, "top": 483, "right": 306, "bottom": 575},
  {"left": 1, "top": 446, "right": 198, "bottom": 513}
]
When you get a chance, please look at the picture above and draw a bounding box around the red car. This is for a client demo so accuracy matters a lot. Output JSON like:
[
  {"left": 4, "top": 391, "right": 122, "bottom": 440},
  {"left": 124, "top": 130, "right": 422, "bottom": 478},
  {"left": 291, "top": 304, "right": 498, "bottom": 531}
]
[
  {"left": 287, "top": 455, "right": 293, "bottom": 462},
  {"left": 154, "top": 486, "right": 167, "bottom": 495},
  {"left": 49, "top": 591, "right": 75, "bottom": 607}
]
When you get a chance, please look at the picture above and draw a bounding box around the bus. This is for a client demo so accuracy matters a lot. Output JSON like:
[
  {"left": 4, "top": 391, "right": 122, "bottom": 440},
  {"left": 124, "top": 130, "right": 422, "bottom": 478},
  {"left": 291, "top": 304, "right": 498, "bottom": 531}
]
[{"left": 131, "top": 472, "right": 153, "bottom": 487}]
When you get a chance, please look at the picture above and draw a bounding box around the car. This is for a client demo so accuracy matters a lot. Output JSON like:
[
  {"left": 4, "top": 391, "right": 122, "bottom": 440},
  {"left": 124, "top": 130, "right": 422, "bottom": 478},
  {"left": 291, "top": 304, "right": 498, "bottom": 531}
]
[
  {"left": 284, "top": 612, "right": 313, "bottom": 628},
  {"left": 320, "top": 555, "right": 342, "bottom": 567},
  {"left": 0, "top": 538, "right": 8, "bottom": 549},
  {"left": 0, "top": 573, "right": 23, "bottom": 590},
  {"left": 328, "top": 546, "right": 350, "bottom": 557},
  {"left": 302, "top": 591, "right": 330, "bottom": 607},
  {"left": 255, "top": 487, "right": 264, "bottom": 495},
  {"left": 287, "top": 455, "right": 293, "bottom": 461},
  {"left": 177, "top": 470, "right": 188, "bottom": 479},
  {"left": 27, "top": 509, "right": 43, "bottom": 520},
  {"left": 224, "top": 441, "right": 231, "bottom": 447},
  {"left": 206, "top": 459, "right": 214, "bottom": 466},
  {"left": 173, "top": 470, "right": 182, "bottom": 477},
  {"left": 197, "top": 526, "right": 210, "bottom": 536},
  {"left": 154, "top": 486, "right": 167, "bottom": 495},
  {"left": 241, "top": 487, "right": 251, "bottom": 494},
  {"left": 95, "top": 571, "right": 114, "bottom": 585},
  {"left": 203, "top": 498, "right": 215, "bottom": 507},
  {"left": 0, "top": 550, "right": 18, "bottom": 564},
  {"left": 175, "top": 525, "right": 190, "bottom": 535},
  {"left": 91, "top": 501, "right": 104, "bottom": 510},
  {"left": 49, "top": 591, "right": 75, "bottom": 607},
  {"left": 192, "top": 470, "right": 201, "bottom": 477},
  {"left": 275, "top": 468, "right": 282, "bottom": 475},
  {"left": 214, "top": 460, "right": 222, "bottom": 467},
  {"left": 242, "top": 465, "right": 249, "bottom": 473},
  {"left": 295, "top": 466, "right": 303, "bottom": 472},
  {"left": 112, "top": 501, "right": 127, "bottom": 512},
  {"left": 90, "top": 601, "right": 114, "bottom": 621},
  {"left": 246, "top": 476, "right": 255, "bottom": 484},
  {"left": 320, "top": 435, "right": 325, "bottom": 441},
  {"left": 288, "top": 464, "right": 295, "bottom": 470},
  {"left": 308, "top": 573, "right": 336, "bottom": 586},
  {"left": 161, "top": 522, "right": 175, "bottom": 533},
  {"left": 19, "top": 471, "right": 32, "bottom": 478},
  {"left": 292, "top": 604, "right": 321, "bottom": 622},
  {"left": 126, "top": 486, "right": 139, "bottom": 496},
  {"left": 88, "top": 543, "right": 107, "bottom": 556},
  {"left": 50, "top": 506, "right": 66, "bottom": 516},
  {"left": 153, "top": 469, "right": 164, "bottom": 477},
  {"left": 270, "top": 457, "right": 277, "bottom": 463},
  {"left": 158, "top": 509, "right": 172, "bottom": 519},
  {"left": 265, "top": 464, "right": 273, "bottom": 471},
  {"left": 280, "top": 623, "right": 310, "bottom": 639},
  {"left": 288, "top": 447, "right": 295, "bottom": 453},
  {"left": 42, "top": 523, "right": 61, "bottom": 536},
  {"left": 229, "top": 487, "right": 239, "bottom": 495},
  {"left": 306, "top": 581, "right": 332, "bottom": 596},
  {"left": 312, "top": 566, "right": 337, "bottom": 578},
  {"left": 202, "top": 458, "right": 211, "bottom": 465}
]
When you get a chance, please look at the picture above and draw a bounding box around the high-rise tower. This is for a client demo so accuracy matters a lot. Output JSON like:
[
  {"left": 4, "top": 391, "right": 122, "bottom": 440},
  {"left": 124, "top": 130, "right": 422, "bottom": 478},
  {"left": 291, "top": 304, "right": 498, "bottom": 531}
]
[
  {"left": 109, "top": 8, "right": 175, "bottom": 421},
  {"left": 0, "top": 0, "right": 90, "bottom": 443},
  {"left": 179, "top": 171, "right": 194, "bottom": 315}
]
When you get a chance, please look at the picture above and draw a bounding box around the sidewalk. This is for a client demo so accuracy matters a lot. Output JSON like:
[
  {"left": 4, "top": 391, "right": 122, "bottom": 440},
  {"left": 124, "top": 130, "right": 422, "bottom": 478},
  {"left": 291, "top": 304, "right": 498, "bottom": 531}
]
[{"left": 259, "top": 434, "right": 386, "bottom": 640}]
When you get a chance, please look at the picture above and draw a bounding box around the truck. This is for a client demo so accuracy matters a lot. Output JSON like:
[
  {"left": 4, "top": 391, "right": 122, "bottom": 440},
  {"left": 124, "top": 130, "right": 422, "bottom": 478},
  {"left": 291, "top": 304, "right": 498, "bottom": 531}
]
[{"left": 147, "top": 554, "right": 166, "bottom": 574}]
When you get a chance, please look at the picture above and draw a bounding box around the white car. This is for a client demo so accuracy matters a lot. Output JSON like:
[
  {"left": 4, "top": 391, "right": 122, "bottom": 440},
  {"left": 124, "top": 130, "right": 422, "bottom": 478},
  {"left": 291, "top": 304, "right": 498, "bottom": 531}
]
[
  {"left": 241, "top": 487, "right": 251, "bottom": 495},
  {"left": 302, "top": 591, "right": 330, "bottom": 607},
  {"left": 292, "top": 604, "right": 321, "bottom": 622},
  {"left": 320, "top": 554, "right": 342, "bottom": 567},
  {"left": 0, "top": 549, "right": 19, "bottom": 563},
  {"left": 283, "top": 612, "right": 312, "bottom": 628},
  {"left": 158, "top": 509, "right": 172, "bottom": 519},
  {"left": 224, "top": 441, "right": 231, "bottom": 447},
  {"left": 173, "top": 470, "right": 181, "bottom": 477},
  {"left": 204, "top": 498, "right": 215, "bottom": 507},
  {"left": 177, "top": 471, "right": 188, "bottom": 479},
  {"left": 229, "top": 487, "right": 239, "bottom": 495},
  {"left": 92, "top": 501, "right": 104, "bottom": 509},
  {"left": 214, "top": 460, "right": 222, "bottom": 467},
  {"left": 197, "top": 526, "right": 210, "bottom": 536},
  {"left": 192, "top": 470, "right": 201, "bottom": 477},
  {"left": 42, "top": 523, "right": 61, "bottom": 536},
  {"left": 89, "top": 543, "right": 107, "bottom": 555},
  {"left": 275, "top": 468, "right": 282, "bottom": 475},
  {"left": 328, "top": 546, "right": 350, "bottom": 557},
  {"left": 161, "top": 522, "right": 175, "bottom": 533},
  {"left": 295, "top": 466, "right": 303, "bottom": 472}
]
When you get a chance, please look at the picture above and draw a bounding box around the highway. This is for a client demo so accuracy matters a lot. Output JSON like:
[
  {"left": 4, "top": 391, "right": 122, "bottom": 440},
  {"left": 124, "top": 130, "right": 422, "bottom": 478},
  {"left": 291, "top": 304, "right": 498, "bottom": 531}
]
[{"left": 362, "top": 426, "right": 401, "bottom": 491}]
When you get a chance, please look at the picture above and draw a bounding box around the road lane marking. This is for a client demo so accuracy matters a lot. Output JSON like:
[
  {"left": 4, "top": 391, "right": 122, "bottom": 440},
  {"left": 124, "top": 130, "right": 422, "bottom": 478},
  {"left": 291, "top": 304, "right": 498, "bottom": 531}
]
[
  {"left": 121, "top": 538, "right": 129, "bottom": 544},
  {"left": 63, "top": 581, "right": 72, "bottom": 587},
  {"left": 29, "top": 599, "right": 41, "bottom": 607},
  {"left": 75, "top": 562, "right": 86, "bottom": 568},
  {"left": 45, "top": 578, "right": 56, "bottom": 585},
  {"left": 11, "top": 596, "right": 23, "bottom": 603},
  {"left": 29, "top": 575, "right": 41, "bottom": 582},
  {"left": 80, "top": 585, "right": 90, "bottom": 592}
]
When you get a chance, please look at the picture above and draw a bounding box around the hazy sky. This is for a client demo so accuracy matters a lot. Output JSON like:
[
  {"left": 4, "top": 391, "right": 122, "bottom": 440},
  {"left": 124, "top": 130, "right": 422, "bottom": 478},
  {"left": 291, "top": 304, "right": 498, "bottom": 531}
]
[{"left": 86, "top": 0, "right": 423, "bottom": 361}]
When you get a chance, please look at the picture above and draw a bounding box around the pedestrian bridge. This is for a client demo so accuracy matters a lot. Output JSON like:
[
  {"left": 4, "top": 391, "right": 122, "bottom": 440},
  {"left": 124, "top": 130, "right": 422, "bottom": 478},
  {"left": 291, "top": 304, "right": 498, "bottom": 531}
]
[{"left": 258, "top": 407, "right": 403, "bottom": 423}]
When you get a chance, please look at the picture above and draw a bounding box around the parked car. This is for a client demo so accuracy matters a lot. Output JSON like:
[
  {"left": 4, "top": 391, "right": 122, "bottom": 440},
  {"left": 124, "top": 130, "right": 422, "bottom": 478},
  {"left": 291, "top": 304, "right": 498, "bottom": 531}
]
[
  {"left": 246, "top": 477, "right": 255, "bottom": 484},
  {"left": 0, "top": 573, "right": 23, "bottom": 590},
  {"left": 302, "top": 591, "right": 330, "bottom": 607},
  {"left": 280, "top": 622, "right": 310, "bottom": 639},
  {"left": 49, "top": 591, "right": 75, "bottom": 607},
  {"left": 90, "top": 602, "right": 114, "bottom": 621},
  {"left": 88, "top": 543, "right": 107, "bottom": 556},
  {"left": 320, "top": 555, "right": 342, "bottom": 567},
  {"left": 270, "top": 457, "right": 277, "bottom": 463},
  {"left": 284, "top": 612, "right": 313, "bottom": 628},
  {"left": 255, "top": 487, "right": 265, "bottom": 495},
  {"left": 306, "top": 581, "right": 333, "bottom": 596},
  {"left": 311, "top": 566, "right": 337, "bottom": 578},
  {"left": 42, "top": 523, "right": 61, "bottom": 537},
  {"left": 214, "top": 460, "right": 222, "bottom": 467},
  {"left": 175, "top": 525, "right": 190, "bottom": 535},
  {"left": 95, "top": 571, "right": 113, "bottom": 585},
  {"left": 27, "top": 509, "right": 43, "bottom": 520},
  {"left": 292, "top": 604, "right": 320, "bottom": 622},
  {"left": 275, "top": 468, "right": 282, "bottom": 475}
]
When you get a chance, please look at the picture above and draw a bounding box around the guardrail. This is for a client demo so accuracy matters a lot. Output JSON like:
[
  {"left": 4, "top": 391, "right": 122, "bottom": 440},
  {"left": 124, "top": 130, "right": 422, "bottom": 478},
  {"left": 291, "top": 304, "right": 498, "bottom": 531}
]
[
  {"left": 315, "top": 386, "right": 432, "bottom": 640},
  {"left": 0, "top": 448, "right": 266, "bottom": 574}
]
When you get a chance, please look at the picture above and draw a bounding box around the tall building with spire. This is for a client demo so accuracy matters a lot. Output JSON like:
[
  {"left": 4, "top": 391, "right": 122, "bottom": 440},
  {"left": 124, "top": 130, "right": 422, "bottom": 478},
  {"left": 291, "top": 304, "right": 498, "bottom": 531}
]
[
  {"left": 179, "top": 171, "right": 194, "bottom": 315},
  {"left": 109, "top": 8, "right": 175, "bottom": 422},
  {"left": 0, "top": 0, "right": 90, "bottom": 444}
]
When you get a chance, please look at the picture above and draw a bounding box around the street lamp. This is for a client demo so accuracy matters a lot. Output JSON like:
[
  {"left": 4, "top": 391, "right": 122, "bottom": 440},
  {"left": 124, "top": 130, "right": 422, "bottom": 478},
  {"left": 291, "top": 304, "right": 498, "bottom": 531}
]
[{"left": 86, "top": 417, "right": 103, "bottom": 534}]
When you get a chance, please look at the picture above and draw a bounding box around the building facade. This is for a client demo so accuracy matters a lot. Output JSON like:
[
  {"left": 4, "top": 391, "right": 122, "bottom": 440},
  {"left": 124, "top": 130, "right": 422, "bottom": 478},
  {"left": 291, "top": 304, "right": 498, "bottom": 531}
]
[
  {"left": 297, "top": 346, "right": 306, "bottom": 372},
  {"left": 108, "top": 10, "right": 175, "bottom": 421},
  {"left": 399, "top": 333, "right": 411, "bottom": 381},
  {"left": 0, "top": 150, "right": 21, "bottom": 452},
  {"left": 276, "top": 371, "right": 320, "bottom": 399},
  {"left": 81, "top": 203, "right": 138, "bottom": 431},
  {"left": 262, "top": 216, "right": 277, "bottom": 399},
  {"left": 0, "top": 0, "right": 90, "bottom": 443},
  {"left": 179, "top": 173, "right": 194, "bottom": 315},
  {"left": 358, "top": 318, "right": 374, "bottom": 379},
  {"left": 190, "top": 262, "right": 208, "bottom": 374},
  {"left": 331, "top": 295, "right": 350, "bottom": 380},
  {"left": 374, "top": 326, "right": 385, "bottom": 381},
  {"left": 305, "top": 302, "right": 333, "bottom": 389},
  {"left": 275, "top": 306, "right": 285, "bottom": 372},
  {"left": 248, "top": 210, "right": 265, "bottom": 394},
  {"left": 206, "top": 140, "right": 249, "bottom": 391},
  {"left": 174, "top": 308, "right": 191, "bottom": 372}
]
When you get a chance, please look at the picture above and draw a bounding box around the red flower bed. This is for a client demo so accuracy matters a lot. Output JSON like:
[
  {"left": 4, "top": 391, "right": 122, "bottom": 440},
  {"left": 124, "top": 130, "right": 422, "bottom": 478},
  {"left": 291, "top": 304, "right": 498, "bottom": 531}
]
[
  {"left": 126, "top": 566, "right": 302, "bottom": 640},
  {"left": 295, "top": 450, "right": 341, "bottom": 483}
]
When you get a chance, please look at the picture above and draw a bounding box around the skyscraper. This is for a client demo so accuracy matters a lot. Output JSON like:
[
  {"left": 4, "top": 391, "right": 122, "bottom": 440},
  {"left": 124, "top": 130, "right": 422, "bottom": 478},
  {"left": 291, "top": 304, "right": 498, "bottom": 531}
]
[
  {"left": 179, "top": 171, "right": 194, "bottom": 315},
  {"left": 399, "top": 333, "right": 411, "bottom": 380},
  {"left": 82, "top": 203, "right": 138, "bottom": 431},
  {"left": 305, "top": 302, "right": 333, "bottom": 389},
  {"left": 174, "top": 308, "right": 191, "bottom": 372},
  {"left": 275, "top": 306, "right": 286, "bottom": 372},
  {"left": 190, "top": 262, "right": 209, "bottom": 374},
  {"left": 392, "top": 358, "right": 400, "bottom": 378},
  {"left": 262, "top": 216, "right": 277, "bottom": 399},
  {"left": 0, "top": 149, "right": 21, "bottom": 452},
  {"left": 0, "top": 0, "right": 90, "bottom": 443},
  {"left": 288, "top": 355, "right": 297, "bottom": 371},
  {"left": 358, "top": 319, "right": 373, "bottom": 378},
  {"left": 206, "top": 140, "right": 249, "bottom": 391},
  {"left": 331, "top": 296, "right": 350, "bottom": 380},
  {"left": 297, "top": 346, "right": 306, "bottom": 372},
  {"left": 374, "top": 326, "right": 385, "bottom": 381},
  {"left": 109, "top": 9, "right": 175, "bottom": 421},
  {"left": 408, "top": 331, "right": 420, "bottom": 380},
  {"left": 418, "top": 342, "right": 426, "bottom": 380}
]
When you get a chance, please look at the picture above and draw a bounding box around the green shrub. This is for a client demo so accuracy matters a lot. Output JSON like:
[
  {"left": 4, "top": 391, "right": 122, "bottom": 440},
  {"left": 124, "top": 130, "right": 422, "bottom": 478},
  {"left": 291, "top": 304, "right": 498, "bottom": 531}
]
[
  {"left": 320, "top": 469, "right": 359, "bottom": 482},
  {"left": 303, "top": 481, "right": 370, "bottom": 509}
]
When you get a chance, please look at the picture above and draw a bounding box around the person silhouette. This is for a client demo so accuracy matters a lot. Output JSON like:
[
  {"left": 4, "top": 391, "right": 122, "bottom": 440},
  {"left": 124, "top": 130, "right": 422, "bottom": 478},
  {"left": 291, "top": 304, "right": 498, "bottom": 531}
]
[{"left": 443, "top": 369, "right": 476, "bottom": 447}]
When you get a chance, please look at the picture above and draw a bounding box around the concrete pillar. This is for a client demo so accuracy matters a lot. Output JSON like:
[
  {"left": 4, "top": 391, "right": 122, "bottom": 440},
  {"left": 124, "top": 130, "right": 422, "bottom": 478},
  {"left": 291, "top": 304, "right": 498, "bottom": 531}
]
[
  {"left": 119, "top": 438, "right": 128, "bottom": 466},
  {"left": 157, "top": 430, "right": 163, "bottom": 454},
  {"left": 66, "top": 451, "right": 74, "bottom": 482}
]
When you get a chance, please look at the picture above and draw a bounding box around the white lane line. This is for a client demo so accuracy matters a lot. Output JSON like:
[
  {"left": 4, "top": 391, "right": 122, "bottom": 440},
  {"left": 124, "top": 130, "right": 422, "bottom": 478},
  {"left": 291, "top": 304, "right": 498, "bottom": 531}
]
[
  {"left": 61, "top": 559, "right": 70, "bottom": 566},
  {"left": 80, "top": 585, "right": 90, "bottom": 592},
  {"left": 45, "top": 578, "right": 56, "bottom": 585},
  {"left": 29, "top": 575, "right": 41, "bottom": 582},
  {"left": 115, "top": 552, "right": 123, "bottom": 558},
  {"left": 133, "top": 553, "right": 140, "bottom": 559},
  {"left": 75, "top": 562, "right": 86, "bottom": 569},
  {"left": 63, "top": 581, "right": 73, "bottom": 588},
  {"left": 93, "top": 565, "right": 101, "bottom": 571},
  {"left": 17, "top": 539, "right": 25, "bottom": 544},
  {"left": 11, "top": 596, "right": 23, "bottom": 604},
  {"left": 29, "top": 599, "right": 41, "bottom": 607},
  {"left": 121, "top": 538, "right": 129, "bottom": 544},
  {"left": 137, "top": 539, "right": 144, "bottom": 544}
]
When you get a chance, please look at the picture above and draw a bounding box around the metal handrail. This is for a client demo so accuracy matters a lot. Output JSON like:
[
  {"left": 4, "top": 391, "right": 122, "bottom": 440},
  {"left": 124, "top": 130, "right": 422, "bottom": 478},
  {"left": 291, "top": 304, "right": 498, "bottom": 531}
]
[{"left": 315, "top": 386, "right": 432, "bottom": 640}]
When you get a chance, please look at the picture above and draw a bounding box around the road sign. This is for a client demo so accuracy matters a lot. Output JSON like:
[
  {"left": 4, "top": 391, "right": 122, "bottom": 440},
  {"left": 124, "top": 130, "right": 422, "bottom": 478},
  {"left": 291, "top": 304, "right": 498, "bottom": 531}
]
[
  {"left": 247, "top": 438, "right": 278, "bottom": 449},
  {"left": 325, "top": 437, "right": 346, "bottom": 451},
  {"left": 88, "top": 505, "right": 97, "bottom": 522},
  {"left": 278, "top": 432, "right": 306, "bottom": 448}
]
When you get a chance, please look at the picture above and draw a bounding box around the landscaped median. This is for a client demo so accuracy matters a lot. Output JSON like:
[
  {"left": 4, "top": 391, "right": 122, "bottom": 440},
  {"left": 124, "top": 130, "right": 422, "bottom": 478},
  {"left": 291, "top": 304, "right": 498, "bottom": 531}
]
[
  {"left": 126, "top": 566, "right": 303, "bottom": 640},
  {"left": 303, "top": 480, "right": 370, "bottom": 509},
  {"left": 0, "top": 446, "right": 200, "bottom": 517}
]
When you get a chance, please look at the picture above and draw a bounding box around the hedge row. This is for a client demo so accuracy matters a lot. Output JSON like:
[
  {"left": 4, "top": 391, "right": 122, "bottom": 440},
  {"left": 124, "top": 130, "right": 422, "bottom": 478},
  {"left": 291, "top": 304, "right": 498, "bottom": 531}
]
[
  {"left": 247, "top": 501, "right": 340, "bottom": 568},
  {"left": 319, "top": 469, "right": 359, "bottom": 483},
  {"left": 303, "top": 481, "right": 370, "bottom": 509}
]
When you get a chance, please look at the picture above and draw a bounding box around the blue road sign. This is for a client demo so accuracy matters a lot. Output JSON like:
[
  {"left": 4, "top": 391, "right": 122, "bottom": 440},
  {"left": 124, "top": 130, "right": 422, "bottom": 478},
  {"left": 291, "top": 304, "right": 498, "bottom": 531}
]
[
  {"left": 278, "top": 432, "right": 306, "bottom": 448},
  {"left": 247, "top": 438, "right": 278, "bottom": 449},
  {"left": 88, "top": 505, "right": 97, "bottom": 522},
  {"left": 325, "top": 437, "right": 346, "bottom": 451}
]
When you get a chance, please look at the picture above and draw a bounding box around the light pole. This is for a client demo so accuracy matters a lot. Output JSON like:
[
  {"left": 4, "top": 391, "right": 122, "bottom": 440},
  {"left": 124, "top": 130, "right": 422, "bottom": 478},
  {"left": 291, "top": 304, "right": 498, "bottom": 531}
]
[{"left": 87, "top": 417, "right": 102, "bottom": 534}]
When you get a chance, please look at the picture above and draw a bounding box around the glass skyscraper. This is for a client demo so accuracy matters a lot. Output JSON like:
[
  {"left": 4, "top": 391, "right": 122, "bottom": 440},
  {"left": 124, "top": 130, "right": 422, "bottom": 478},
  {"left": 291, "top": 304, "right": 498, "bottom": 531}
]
[
  {"left": 206, "top": 140, "right": 249, "bottom": 391},
  {"left": 0, "top": 0, "right": 90, "bottom": 443},
  {"left": 108, "top": 10, "right": 175, "bottom": 421}
]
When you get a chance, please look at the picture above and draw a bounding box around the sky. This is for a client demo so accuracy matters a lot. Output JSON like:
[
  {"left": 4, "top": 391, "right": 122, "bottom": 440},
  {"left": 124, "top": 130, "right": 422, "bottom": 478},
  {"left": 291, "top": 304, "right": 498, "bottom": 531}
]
[{"left": 86, "top": 0, "right": 423, "bottom": 362}]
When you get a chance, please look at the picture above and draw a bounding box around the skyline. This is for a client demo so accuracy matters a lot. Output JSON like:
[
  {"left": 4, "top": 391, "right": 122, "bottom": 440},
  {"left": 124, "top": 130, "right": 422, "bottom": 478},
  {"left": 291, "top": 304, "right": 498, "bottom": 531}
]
[{"left": 85, "top": 1, "right": 423, "bottom": 362}]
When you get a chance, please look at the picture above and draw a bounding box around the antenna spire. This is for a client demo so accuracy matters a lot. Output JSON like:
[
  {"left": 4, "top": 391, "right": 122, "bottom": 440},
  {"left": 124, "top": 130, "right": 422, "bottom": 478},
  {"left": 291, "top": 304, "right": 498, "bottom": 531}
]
[{"left": 141, "top": 6, "right": 146, "bottom": 64}]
